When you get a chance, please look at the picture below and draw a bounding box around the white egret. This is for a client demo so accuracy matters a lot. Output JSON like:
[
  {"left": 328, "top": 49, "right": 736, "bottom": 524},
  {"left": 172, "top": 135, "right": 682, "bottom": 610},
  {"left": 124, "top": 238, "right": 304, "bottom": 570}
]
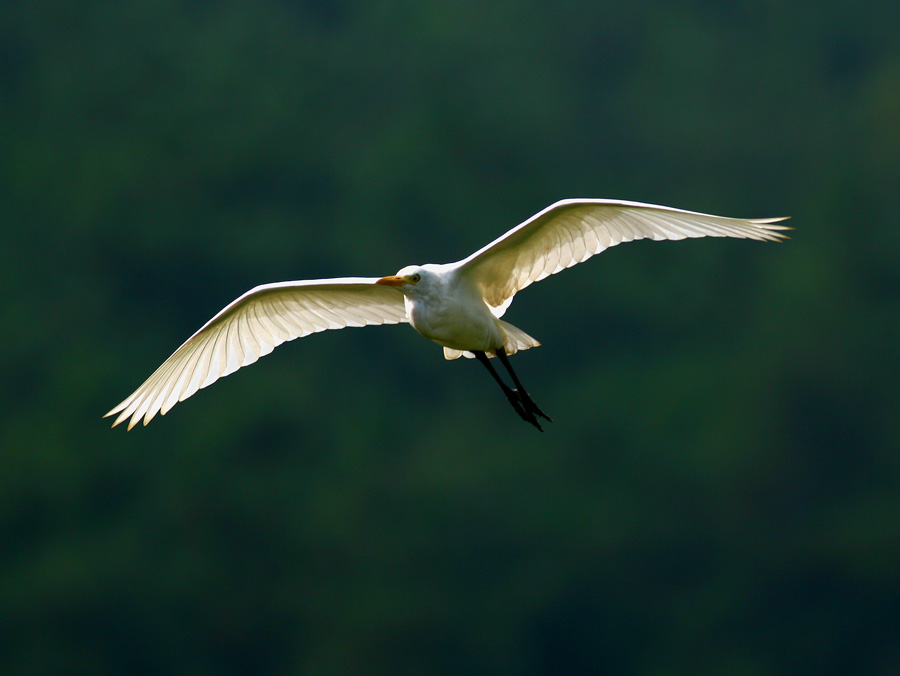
[{"left": 106, "top": 199, "right": 789, "bottom": 431}]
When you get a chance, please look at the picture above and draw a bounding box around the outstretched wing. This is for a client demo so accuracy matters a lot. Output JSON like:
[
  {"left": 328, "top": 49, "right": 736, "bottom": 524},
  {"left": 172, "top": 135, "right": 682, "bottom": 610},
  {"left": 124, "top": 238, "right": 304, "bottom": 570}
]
[
  {"left": 105, "top": 278, "right": 408, "bottom": 429},
  {"left": 455, "top": 199, "right": 790, "bottom": 312}
]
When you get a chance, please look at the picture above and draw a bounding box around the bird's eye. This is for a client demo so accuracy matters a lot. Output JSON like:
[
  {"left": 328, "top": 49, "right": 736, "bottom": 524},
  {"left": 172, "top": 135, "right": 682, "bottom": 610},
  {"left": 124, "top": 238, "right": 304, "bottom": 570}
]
[{"left": 411, "top": 273, "right": 421, "bottom": 283}]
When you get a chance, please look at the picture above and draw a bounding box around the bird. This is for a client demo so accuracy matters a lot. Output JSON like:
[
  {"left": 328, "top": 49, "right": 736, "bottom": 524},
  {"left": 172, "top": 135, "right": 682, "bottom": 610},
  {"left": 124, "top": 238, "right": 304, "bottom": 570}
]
[{"left": 105, "top": 198, "right": 789, "bottom": 431}]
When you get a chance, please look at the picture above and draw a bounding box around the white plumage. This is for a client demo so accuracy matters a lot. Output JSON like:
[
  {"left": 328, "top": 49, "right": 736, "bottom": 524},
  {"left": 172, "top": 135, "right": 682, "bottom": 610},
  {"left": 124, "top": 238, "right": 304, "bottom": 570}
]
[{"left": 106, "top": 199, "right": 788, "bottom": 430}]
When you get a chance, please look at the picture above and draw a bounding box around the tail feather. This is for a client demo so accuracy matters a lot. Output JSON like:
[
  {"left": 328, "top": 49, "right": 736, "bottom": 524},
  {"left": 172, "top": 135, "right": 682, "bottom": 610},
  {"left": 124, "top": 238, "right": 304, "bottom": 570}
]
[{"left": 442, "top": 321, "right": 540, "bottom": 360}]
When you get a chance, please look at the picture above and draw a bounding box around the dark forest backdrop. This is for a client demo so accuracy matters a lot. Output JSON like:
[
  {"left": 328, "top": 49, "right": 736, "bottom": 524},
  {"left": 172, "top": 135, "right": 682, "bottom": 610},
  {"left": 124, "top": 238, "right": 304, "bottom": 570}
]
[{"left": 2, "top": 1, "right": 899, "bottom": 674}]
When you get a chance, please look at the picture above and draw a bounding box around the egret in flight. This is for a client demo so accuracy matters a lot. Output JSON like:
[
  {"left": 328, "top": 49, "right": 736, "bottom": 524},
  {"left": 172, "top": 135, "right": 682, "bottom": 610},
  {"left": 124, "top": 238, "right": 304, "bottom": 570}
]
[{"left": 106, "top": 199, "right": 788, "bottom": 431}]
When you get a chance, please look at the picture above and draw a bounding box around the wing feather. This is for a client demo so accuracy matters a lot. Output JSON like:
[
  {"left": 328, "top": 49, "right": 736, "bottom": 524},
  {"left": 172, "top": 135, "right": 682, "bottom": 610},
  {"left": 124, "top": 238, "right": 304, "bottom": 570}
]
[
  {"left": 106, "top": 277, "right": 408, "bottom": 429},
  {"left": 455, "top": 199, "right": 789, "bottom": 310}
]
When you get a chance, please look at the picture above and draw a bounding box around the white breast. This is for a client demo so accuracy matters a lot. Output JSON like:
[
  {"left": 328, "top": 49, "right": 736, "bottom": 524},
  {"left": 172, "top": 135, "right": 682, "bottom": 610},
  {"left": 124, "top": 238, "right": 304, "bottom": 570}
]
[{"left": 405, "top": 268, "right": 504, "bottom": 351}]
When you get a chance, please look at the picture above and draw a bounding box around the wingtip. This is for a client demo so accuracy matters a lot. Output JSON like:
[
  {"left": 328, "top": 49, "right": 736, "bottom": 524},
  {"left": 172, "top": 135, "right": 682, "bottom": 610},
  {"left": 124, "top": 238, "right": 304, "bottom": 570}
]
[
  {"left": 752, "top": 216, "right": 792, "bottom": 242},
  {"left": 104, "top": 405, "right": 135, "bottom": 430},
  {"left": 105, "top": 416, "right": 130, "bottom": 430},
  {"left": 103, "top": 408, "right": 122, "bottom": 428},
  {"left": 757, "top": 215, "right": 792, "bottom": 226}
]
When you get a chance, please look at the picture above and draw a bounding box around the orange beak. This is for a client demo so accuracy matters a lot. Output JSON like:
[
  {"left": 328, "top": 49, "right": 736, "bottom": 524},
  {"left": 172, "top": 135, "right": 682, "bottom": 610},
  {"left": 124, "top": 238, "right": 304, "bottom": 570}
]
[{"left": 375, "top": 275, "right": 409, "bottom": 287}]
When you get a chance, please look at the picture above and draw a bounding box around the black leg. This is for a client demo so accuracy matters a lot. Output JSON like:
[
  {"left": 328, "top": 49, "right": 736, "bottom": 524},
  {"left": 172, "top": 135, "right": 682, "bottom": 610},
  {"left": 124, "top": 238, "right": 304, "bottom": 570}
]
[
  {"left": 474, "top": 351, "right": 528, "bottom": 420},
  {"left": 474, "top": 350, "right": 548, "bottom": 431},
  {"left": 495, "top": 348, "right": 552, "bottom": 423}
]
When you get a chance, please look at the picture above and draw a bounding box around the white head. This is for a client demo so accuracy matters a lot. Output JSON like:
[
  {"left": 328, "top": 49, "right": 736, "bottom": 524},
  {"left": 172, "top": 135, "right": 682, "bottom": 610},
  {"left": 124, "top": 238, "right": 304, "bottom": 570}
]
[{"left": 375, "top": 264, "right": 442, "bottom": 297}]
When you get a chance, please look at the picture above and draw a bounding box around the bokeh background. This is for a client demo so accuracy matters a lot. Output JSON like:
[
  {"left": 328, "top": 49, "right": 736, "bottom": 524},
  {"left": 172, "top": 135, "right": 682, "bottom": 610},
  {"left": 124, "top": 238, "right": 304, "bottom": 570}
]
[{"left": 2, "top": 1, "right": 899, "bottom": 674}]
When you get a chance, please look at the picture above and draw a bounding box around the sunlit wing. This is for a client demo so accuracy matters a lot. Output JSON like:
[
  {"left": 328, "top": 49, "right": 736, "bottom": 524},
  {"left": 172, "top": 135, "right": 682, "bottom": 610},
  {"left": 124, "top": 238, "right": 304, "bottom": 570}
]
[
  {"left": 105, "top": 278, "right": 408, "bottom": 429},
  {"left": 455, "top": 199, "right": 790, "bottom": 311}
]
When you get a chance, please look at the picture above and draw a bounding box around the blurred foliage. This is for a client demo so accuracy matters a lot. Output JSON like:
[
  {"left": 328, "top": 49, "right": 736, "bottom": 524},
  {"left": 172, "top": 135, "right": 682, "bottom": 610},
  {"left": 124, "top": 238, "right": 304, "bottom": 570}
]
[{"left": 1, "top": 0, "right": 899, "bottom": 674}]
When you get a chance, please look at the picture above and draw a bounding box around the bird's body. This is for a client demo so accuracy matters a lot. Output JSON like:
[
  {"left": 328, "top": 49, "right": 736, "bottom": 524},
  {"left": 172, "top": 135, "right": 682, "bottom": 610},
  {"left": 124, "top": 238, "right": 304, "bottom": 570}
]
[
  {"left": 391, "top": 263, "right": 522, "bottom": 355},
  {"left": 403, "top": 265, "right": 493, "bottom": 350},
  {"left": 106, "top": 199, "right": 789, "bottom": 430}
]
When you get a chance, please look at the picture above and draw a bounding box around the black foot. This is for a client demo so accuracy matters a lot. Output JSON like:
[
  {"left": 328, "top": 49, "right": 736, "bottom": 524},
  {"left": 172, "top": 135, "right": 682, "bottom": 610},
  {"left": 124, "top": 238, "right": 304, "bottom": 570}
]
[
  {"left": 517, "top": 389, "right": 552, "bottom": 423},
  {"left": 475, "top": 348, "right": 552, "bottom": 431},
  {"left": 506, "top": 388, "right": 551, "bottom": 432}
]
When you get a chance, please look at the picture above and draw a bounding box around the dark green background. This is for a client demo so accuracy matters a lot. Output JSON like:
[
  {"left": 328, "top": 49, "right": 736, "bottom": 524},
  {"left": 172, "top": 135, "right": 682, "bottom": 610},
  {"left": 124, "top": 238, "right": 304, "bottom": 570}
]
[{"left": 2, "top": 1, "right": 898, "bottom": 674}]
